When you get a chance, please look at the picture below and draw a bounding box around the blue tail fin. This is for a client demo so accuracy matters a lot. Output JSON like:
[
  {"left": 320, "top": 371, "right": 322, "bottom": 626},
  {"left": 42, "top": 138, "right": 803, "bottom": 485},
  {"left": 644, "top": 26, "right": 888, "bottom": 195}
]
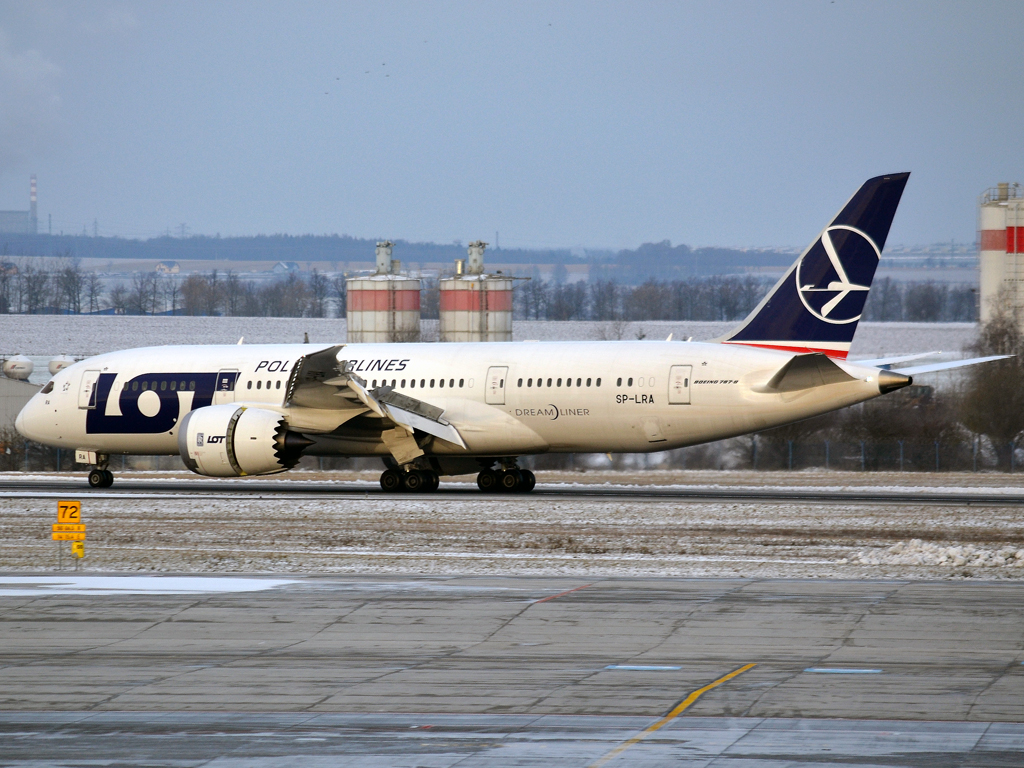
[{"left": 720, "top": 172, "right": 910, "bottom": 359}]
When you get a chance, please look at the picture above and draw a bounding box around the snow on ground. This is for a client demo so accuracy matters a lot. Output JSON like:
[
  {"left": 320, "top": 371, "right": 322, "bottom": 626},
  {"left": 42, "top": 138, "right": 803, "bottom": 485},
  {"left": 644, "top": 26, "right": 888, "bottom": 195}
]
[{"left": 2, "top": 470, "right": 1022, "bottom": 580}]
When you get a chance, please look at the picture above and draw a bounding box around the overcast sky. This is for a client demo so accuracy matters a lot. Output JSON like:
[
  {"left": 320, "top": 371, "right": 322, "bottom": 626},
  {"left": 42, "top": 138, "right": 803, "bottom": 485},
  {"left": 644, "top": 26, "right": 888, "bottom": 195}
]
[{"left": 0, "top": 1, "right": 1022, "bottom": 250}]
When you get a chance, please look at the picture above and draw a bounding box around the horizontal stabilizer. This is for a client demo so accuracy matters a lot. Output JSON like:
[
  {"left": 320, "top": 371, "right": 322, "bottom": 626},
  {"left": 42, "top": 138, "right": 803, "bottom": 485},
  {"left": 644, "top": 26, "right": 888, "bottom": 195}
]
[
  {"left": 893, "top": 355, "right": 1012, "bottom": 376},
  {"left": 759, "top": 352, "right": 857, "bottom": 393},
  {"left": 852, "top": 352, "right": 939, "bottom": 369}
]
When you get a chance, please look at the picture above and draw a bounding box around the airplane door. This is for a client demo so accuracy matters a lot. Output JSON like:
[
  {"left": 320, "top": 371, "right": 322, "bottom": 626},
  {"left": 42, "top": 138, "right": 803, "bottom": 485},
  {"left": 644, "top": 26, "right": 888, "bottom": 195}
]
[
  {"left": 212, "top": 370, "right": 239, "bottom": 405},
  {"left": 668, "top": 365, "right": 692, "bottom": 405},
  {"left": 485, "top": 366, "right": 508, "bottom": 405},
  {"left": 78, "top": 370, "right": 101, "bottom": 409}
]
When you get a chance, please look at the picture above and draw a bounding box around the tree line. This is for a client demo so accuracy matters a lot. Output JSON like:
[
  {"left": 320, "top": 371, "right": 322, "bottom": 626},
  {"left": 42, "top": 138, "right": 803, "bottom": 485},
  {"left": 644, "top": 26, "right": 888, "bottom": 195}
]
[
  {"left": 0, "top": 258, "right": 978, "bottom": 322},
  {"left": 512, "top": 276, "right": 977, "bottom": 323}
]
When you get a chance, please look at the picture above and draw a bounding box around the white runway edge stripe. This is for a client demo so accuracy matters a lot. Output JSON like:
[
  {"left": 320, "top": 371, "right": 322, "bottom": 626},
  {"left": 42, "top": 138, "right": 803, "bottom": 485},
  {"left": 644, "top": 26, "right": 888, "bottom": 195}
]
[
  {"left": 0, "top": 575, "right": 299, "bottom": 596},
  {"left": 805, "top": 667, "right": 883, "bottom": 674}
]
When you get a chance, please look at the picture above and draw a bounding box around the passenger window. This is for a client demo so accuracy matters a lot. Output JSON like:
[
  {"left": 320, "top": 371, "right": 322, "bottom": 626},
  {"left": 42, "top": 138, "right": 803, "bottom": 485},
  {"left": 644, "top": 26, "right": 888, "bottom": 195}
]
[
  {"left": 141, "top": 382, "right": 148, "bottom": 391},
  {"left": 576, "top": 378, "right": 581, "bottom": 387},
  {"left": 160, "top": 381, "right": 167, "bottom": 391},
  {"left": 440, "top": 379, "right": 445, "bottom": 388},
  {"left": 170, "top": 381, "right": 177, "bottom": 391},
  {"left": 518, "top": 378, "right": 523, "bottom": 387},
  {"left": 276, "top": 381, "right": 281, "bottom": 389},
  {"left": 267, "top": 380, "right": 271, "bottom": 389},
  {"left": 546, "top": 378, "right": 552, "bottom": 387},
  {"left": 430, "top": 379, "right": 435, "bottom": 387},
  {"left": 527, "top": 378, "right": 532, "bottom": 387},
  {"left": 189, "top": 381, "right": 195, "bottom": 391},
  {"left": 557, "top": 378, "right": 562, "bottom": 387},
  {"left": 628, "top": 378, "right": 633, "bottom": 386},
  {"left": 132, "top": 381, "right": 138, "bottom": 391},
  {"left": 402, "top": 379, "right": 406, "bottom": 387},
  {"left": 123, "top": 382, "right": 129, "bottom": 391},
  {"left": 247, "top": 381, "right": 252, "bottom": 390},
  {"left": 42, "top": 381, "right": 54, "bottom": 394},
  {"left": 180, "top": 381, "right": 186, "bottom": 390},
  {"left": 257, "top": 380, "right": 262, "bottom": 389},
  {"left": 410, "top": 379, "right": 416, "bottom": 388},
  {"left": 596, "top": 378, "right": 601, "bottom": 386},
  {"left": 616, "top": 377, "right": 622, "bottom": 386},
  {"left": 586, "top": 378, "right": 592, "bottom": 386},
  {"left": 420, "top": 379, "right": 425, "bottom": 387},
  {"left": 449, "top": 379, "right": 454, "bottom": 388},
  {"left": 566, "top": 378, "right": 572, "bottom": 387},
  {"left": 459, "top": 379, "right": 464, "bottom": 387}
]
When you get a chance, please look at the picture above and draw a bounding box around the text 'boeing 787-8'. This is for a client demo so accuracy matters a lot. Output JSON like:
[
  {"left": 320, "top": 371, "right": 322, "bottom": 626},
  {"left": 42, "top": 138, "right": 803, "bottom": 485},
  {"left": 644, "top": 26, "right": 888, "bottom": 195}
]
[{"left": 15, "top": 172, "right": 1007, "bottom": 492}]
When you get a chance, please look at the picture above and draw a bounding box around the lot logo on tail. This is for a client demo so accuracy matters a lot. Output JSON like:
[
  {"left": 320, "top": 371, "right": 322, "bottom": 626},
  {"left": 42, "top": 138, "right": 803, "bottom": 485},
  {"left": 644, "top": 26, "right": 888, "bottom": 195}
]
[{"left": 796, "top": 225, "right": 880, "bottom": 324}]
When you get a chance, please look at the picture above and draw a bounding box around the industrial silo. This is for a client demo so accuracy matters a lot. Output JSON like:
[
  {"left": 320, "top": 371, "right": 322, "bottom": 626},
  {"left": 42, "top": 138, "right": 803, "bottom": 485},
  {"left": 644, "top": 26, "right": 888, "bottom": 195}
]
[
  {"left": 979, "top": 183, "right": 1024, "bottom": 323},
  {"left": 439, "top": 241, "right": 514, "bottom": 342},
  {"left": 346, "top": 241, "right": 421, "bottom": 343}
]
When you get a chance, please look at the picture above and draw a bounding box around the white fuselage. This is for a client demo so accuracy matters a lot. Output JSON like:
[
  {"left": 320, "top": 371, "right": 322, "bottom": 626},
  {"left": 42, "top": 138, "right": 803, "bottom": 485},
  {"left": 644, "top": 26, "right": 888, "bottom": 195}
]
[{"left": 16, "top": 340, "right": 889, "bottom": 459}]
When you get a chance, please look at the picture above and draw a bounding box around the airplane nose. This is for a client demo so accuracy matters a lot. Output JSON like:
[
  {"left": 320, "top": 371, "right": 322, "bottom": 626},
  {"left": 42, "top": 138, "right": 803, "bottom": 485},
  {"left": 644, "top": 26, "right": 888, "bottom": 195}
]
[
  {"left": 15, "top": 397, "right": 37, "bottom": 440},
  {"left": 15, "top": 403, "right": 27, "bottom": 436}
]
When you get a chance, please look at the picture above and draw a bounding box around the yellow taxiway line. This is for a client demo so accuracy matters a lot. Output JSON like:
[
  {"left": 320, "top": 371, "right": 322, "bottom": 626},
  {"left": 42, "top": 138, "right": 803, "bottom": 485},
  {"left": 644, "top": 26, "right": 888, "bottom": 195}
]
[{"left": 588, "top": 663, "right": 757, "bottom": 767}]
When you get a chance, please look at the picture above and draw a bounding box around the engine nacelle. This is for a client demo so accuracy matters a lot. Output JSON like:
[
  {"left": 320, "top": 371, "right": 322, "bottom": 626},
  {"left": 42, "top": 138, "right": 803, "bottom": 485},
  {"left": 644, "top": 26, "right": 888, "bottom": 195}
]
[{"left": 178, "top": 404, "right": 311, "bottom": 477}]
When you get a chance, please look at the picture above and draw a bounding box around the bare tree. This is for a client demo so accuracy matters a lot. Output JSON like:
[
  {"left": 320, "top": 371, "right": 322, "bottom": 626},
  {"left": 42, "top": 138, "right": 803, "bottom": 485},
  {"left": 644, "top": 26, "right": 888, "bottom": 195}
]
[
  {"left": 85, "top": 271, "right": 104, "bottom": 314},
  {"left": 107, "top": 283, "right": 129, "bottom": 314},
  {"left": 308, "top": 269, "right": 329, "bottom": 318},
  {"left": 959, "top": 290, "right": 1024, "bottom": 467}
]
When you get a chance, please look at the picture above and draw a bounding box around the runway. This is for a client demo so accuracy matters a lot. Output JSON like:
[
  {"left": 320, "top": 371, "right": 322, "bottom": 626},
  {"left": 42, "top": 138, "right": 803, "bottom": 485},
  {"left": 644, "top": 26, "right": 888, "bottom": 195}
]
[
  {"left": 3, "top": 475, "right": 1024, "bottom": 506},
  {"left": 1, "top": 575, "right": 1023, "bottom": 765}
]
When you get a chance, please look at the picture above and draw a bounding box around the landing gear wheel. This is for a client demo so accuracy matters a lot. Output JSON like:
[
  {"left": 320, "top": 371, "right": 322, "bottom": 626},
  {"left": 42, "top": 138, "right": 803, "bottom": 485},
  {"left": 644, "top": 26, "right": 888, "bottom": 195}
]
[
  {"left": 520, "top": 470, "right": 536, "bottom": 493},
  {"left": 500, "top": 469, "right": 523, "bottom": 492},
  {"left": 88, "top": 469, "right": 113, "bottom": 488},
  {"left": 380, "top": 469, "right": 402, "bottom": 492},
  {"left": 477, "top": 469, "right": 500, "bottom": 492},
  {"left": 424, "top": 472, "right": 440, "bottom": 492},
  {"left": 402, "top": 471, "right": 425, "bottom": 492}
]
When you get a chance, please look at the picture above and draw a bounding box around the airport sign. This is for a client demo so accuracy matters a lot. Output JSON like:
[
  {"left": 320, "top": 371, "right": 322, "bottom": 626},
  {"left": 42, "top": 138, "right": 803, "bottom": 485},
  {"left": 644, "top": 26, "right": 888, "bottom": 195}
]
[
  {"left": 57, "top": 500, "right": 81, "bottom": 523},
  {"left": 52, "top": 532, "right": 86, "bottom": 541}
]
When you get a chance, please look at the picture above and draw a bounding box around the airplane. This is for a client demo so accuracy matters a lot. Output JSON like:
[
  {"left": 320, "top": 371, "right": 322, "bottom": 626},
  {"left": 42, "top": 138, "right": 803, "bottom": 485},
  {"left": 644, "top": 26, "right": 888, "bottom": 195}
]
[{"left": 15, "top": 172, "right": 1007, "bottom": 492}]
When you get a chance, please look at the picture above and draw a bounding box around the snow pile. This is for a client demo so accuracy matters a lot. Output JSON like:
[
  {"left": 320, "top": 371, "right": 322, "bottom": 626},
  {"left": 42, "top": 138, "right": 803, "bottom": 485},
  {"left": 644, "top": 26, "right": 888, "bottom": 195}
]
[{"left": 851, "top": 539, "right": 1024, "bottom": 568}]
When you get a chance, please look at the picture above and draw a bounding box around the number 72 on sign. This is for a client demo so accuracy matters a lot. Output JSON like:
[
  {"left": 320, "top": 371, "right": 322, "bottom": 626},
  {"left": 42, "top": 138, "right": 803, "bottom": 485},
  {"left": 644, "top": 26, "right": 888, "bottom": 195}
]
[{"left": 57, "top": 500, "right": 81, "bottom": 523}]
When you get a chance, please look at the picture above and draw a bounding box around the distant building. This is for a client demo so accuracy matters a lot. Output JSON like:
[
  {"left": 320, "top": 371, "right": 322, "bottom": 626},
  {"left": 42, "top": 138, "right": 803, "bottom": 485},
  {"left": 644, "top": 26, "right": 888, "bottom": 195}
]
[
  {"left": 979, "top": 183, "right": 1024, "bottom": 323},
  {"left": 273, "top": 261, "right": 300, "bottom": 274},
  {"left": 155, "top": 261, "right": 180, "bottom": 274},
  {"left": 0, "top": 175, "right": 37, "bottom": 235}
]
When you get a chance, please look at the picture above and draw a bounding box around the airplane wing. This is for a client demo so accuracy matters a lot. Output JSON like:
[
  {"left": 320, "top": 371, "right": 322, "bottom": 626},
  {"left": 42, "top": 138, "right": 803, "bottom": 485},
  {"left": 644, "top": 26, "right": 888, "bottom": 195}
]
[
  {"left": 285, "top": 349, "right": 466, "bottom": 448},
  {"left": 892, "top": 355, "right": 1012, "bottom": 376}
]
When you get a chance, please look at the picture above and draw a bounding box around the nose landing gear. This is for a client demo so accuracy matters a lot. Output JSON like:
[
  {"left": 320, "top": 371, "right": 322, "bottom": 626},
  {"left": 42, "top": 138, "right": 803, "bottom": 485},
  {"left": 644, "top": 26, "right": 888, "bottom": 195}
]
[{"left": 86, "top": 454, "right": 114, "bottom": 488}]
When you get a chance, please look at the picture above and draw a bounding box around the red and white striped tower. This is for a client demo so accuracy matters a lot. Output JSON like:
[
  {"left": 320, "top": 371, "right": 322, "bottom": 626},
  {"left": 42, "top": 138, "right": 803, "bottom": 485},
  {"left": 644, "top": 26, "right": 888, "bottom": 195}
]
[
  {"left": 439, "top": 241, "right": 514, "bottom": 342},
  {"left": 979, "top": 183, "right": 1024, "bottom": 323},
  {"left": 346, "top": 241, "right": 422, "bottom": 343}
]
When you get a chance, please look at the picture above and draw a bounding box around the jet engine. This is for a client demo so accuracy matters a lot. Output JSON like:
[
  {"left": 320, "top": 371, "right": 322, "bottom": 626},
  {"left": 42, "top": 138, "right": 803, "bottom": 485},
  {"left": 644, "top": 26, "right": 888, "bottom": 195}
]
[{"left": 178, "top": 404, "right": 312, "bottom": 477}]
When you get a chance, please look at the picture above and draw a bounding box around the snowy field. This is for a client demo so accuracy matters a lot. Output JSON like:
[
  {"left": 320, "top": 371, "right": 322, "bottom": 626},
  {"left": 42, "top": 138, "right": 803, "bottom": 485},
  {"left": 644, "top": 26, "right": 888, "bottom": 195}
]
[
  {"left": 0, "top": 314, "right": 978, "bottom": 373},
  {"left": 2, "top": 469, "right": 1022, "bottom": 580}
]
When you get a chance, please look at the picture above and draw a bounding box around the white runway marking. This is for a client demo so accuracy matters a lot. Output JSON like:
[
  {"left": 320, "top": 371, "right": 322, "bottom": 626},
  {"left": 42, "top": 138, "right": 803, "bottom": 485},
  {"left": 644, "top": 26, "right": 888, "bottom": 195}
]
[{"left": 0, "top": 575, "right": 299, "bottom": 596}]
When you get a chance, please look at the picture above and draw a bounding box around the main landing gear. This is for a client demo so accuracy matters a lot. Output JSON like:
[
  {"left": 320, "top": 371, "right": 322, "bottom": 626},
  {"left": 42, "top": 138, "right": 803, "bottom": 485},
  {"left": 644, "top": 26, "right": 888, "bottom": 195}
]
[
  {"left": 476, "top": 467, "right": 536, "bottom": 494},
  {"left": 379, "top": 467, "right": 440, "bottom": 493}
]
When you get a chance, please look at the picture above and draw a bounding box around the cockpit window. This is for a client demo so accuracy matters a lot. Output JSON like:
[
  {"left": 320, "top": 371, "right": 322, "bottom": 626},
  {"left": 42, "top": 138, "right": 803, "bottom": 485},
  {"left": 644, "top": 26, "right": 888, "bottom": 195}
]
[{"left": 41, "top": 381, "right": 54, "bottom": 394}]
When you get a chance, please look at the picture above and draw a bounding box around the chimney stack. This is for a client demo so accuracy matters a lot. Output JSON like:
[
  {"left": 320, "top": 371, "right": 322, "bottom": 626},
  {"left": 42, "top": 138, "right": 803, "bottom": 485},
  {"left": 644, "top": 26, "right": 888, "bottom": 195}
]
[{"left": 29, "top": 175, "right": 37, "bottom": 233}]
